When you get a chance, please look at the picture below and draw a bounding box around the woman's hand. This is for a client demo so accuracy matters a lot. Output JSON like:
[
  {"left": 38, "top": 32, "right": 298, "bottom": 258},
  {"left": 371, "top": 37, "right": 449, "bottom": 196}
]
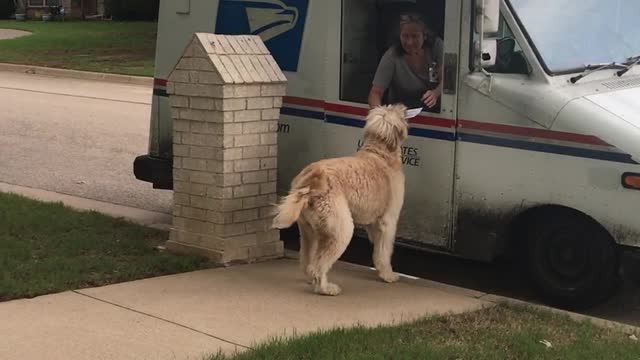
[{"left": 421, "top": 88, "right": 441, "bottom": 108}]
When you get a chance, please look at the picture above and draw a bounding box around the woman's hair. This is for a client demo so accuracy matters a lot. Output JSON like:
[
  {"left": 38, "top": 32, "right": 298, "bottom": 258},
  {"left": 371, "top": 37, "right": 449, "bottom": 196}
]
[{"left": 392, "top": 12, "right": 435, "bottom": 55}]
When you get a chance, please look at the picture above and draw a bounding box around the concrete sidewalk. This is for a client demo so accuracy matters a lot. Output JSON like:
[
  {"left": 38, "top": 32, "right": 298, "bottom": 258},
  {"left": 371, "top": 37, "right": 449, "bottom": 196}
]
[{"left": 0, "top": 255, "right": 492, "bottom": 360}]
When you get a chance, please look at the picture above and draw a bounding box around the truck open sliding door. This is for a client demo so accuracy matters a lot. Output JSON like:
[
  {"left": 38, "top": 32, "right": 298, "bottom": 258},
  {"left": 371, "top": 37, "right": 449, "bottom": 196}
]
[{"left": 326, "top": 0, "right": 462, "bottom": 250}]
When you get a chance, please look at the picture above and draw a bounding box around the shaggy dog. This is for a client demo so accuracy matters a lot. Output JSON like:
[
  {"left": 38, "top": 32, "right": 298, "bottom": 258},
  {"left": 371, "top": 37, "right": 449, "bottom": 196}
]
[{"left": 272, "top": 104, "right": 410, "bottom": 295}]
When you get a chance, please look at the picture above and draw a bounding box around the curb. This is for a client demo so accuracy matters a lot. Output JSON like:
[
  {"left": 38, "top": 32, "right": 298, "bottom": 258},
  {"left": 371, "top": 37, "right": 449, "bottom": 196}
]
[
  {"left": 0, "top": 62, "right": 153, "bottom": 87},
  {"left": 0, "top": 182, "right": 171, "bottom": 231},
  {"left": 479, "top": 293, "right": 640, "bottom": 335}
]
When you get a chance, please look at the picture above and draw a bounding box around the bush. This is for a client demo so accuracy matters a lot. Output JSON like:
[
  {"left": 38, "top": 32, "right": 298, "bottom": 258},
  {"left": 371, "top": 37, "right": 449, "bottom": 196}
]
[
  {"left": 0, "top": 0, "right": 16, "bottom": 19},
  {"left": 105, "top": 0, "right": 159, "bottom": 21}
]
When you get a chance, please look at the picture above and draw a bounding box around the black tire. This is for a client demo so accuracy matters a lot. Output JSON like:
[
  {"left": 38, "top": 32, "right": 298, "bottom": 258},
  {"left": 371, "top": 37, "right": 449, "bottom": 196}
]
[{"left": 523, "top": 208, "right": 621, "bottom": 310}]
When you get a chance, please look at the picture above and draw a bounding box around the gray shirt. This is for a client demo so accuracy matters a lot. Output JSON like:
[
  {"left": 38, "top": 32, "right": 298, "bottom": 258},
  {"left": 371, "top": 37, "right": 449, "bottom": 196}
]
[{"left": 372, "top": 36, "right": 444, "bottom": 107}]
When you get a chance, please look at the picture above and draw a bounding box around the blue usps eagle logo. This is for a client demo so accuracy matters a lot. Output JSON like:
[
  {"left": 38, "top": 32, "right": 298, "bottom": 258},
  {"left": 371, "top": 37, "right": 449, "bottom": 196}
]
[{"left": 215, "top": 0, "right": 309, "bottom": 72}]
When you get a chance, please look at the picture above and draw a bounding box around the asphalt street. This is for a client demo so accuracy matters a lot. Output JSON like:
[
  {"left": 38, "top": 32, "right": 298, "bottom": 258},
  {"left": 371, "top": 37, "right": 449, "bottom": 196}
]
[{"left": 0, "top": 71, "right": 173, "bottom": 213}]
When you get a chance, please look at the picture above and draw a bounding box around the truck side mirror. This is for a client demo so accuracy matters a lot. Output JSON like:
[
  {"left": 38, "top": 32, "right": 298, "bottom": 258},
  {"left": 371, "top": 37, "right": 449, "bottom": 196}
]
[
  {"left": 476, "top": 38, "right": 497, "bottom": 67},
  {"left": 475, "top": 0, "right": 500, "bottom": 34}
]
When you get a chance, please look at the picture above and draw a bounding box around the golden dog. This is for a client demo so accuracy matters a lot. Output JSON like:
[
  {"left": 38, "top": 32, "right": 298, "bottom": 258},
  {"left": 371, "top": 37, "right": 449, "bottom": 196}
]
[{"left": 272, "top": 104, "right": 409, "bottom": 295}]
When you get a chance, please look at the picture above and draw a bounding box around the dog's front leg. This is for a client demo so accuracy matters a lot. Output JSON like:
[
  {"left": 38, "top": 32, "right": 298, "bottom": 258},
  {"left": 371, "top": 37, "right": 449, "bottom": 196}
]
[{"left": 369, "top": 220, "right": 400, "bottom": 283}]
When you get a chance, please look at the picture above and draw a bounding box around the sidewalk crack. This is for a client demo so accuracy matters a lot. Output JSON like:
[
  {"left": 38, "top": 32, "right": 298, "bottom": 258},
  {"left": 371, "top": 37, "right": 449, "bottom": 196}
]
[{"left": 72, "top": 290, "right": 251, "bottom": 351}]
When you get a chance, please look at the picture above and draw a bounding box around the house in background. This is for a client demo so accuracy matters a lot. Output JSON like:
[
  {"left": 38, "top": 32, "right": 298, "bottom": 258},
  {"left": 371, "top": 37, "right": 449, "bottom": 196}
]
[{"left": 24, "top": 0, "right": 105, "bottom": 19}]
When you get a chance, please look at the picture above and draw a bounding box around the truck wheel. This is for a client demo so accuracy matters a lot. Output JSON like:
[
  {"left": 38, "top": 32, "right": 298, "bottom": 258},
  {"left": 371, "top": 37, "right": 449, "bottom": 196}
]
[{"left": 523, "top": 208, "right": 620, "bottom": 310}]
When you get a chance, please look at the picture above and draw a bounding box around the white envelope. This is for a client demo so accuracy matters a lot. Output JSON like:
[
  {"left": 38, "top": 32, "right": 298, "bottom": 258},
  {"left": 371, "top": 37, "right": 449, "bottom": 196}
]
[{"left": 405, "top": 107, "right": 423, "bottom": 119}]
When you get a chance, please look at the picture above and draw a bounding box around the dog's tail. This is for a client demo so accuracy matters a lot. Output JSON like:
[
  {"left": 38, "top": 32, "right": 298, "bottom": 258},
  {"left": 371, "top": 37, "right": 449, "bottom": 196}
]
[{"left": 271, "top": 187, "right": 310, "bottom": 229}]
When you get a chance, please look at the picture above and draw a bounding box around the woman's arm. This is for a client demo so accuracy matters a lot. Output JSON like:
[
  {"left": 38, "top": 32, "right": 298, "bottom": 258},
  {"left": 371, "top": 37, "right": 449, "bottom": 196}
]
[
  {"left": 368, "top": 85, "right": 385, "bottom": 108},
  {"left": 369, "top": 50, "right": 394, "bottom": 108}
]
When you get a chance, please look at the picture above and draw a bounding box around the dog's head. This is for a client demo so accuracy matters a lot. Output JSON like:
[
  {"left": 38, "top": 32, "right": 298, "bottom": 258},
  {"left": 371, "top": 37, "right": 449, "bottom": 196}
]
[{"left": 363, "top": 104, "right": 409, "bottom": 152}]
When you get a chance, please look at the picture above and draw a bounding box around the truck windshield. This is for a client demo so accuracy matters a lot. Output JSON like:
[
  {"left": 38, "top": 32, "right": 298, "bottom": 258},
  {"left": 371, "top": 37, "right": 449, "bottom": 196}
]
[{"left": 508, "top": 0, "right": 640, "bottom": 73}]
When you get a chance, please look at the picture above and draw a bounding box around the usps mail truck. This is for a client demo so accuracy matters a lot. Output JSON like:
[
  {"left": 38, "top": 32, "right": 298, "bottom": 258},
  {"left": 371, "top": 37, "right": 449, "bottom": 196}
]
[{"left": 133, "top": 0, "right": 640, "bottom": 309}]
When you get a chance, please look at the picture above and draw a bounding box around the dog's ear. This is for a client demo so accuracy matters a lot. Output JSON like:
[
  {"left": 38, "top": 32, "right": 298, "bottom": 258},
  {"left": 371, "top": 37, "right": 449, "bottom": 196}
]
[{"left": 388, "top": 104, "right": 409, "bottom": 146}]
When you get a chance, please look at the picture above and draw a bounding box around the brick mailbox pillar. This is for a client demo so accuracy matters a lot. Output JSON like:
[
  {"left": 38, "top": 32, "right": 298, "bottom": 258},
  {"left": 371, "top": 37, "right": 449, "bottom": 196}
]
[{"left": 165, "top": 33, "right": 287, "bottom": 265}]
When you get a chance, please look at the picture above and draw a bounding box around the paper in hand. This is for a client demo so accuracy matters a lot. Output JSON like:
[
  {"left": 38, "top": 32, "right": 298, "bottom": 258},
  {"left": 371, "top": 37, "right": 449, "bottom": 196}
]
[{"left": 405, "top": 107, "right": 423, "bottom": 119}]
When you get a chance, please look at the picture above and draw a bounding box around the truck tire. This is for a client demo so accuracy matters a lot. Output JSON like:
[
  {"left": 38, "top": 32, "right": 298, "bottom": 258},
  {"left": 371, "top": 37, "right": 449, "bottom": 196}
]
[{"left": 523, "top": 208, "right": 620, "bottom": 310}]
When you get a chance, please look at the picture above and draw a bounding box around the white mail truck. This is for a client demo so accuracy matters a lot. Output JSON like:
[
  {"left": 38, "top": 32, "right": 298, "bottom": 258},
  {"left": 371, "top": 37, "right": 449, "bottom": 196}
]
[{"left": 134, "top": 0, "right": 640, "bottom": 309}]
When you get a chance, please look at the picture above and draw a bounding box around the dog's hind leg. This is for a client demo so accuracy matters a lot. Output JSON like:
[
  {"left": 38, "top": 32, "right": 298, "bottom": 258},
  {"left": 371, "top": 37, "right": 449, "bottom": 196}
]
[
  {"left": 298, "top": 219, "right": 315, "bottom": 284},
  {"left": 307, "top": 198, "right": 354, "bottom": 296}
]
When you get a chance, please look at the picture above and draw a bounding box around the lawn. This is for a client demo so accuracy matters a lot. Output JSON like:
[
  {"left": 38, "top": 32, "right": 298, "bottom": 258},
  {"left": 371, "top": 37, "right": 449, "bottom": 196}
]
[
  {"left": 0, "top": 192, "right": 210, "bottom": 301},
  {"left": 209, "top": 304, "right": 640, "bottom": 360},
  {"left": 0, "top": 20, "right": 156, "bottom": 76}
]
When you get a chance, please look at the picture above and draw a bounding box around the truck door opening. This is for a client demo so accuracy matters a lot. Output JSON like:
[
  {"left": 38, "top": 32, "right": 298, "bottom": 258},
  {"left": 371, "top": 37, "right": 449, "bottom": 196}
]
[{"left": 339, "top": 0, "right": 446, "bottom": 110}]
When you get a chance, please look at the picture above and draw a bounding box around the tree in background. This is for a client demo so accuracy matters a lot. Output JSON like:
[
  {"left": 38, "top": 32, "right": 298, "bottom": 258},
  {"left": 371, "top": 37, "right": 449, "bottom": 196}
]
[
  {"left": 0, "top": 1, "right": 15, "bottom": 19},
  {"left": 13, "top": 0, "right": 25, "bottom": 13},
  {"left": 1, "top": 0, "right": 22, "bottom": 19}
]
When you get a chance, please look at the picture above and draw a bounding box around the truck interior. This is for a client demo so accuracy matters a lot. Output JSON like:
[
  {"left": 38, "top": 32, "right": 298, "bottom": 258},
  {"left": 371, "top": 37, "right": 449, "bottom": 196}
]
[
  {"left": 339, "top": 0, "right": 446, "bottom": 110},
  {"left": 484, "top": 13, "right": 530, "bottom": 75},
  {"left": 339, "top": 0, "right": 531, "bottom": 110}
]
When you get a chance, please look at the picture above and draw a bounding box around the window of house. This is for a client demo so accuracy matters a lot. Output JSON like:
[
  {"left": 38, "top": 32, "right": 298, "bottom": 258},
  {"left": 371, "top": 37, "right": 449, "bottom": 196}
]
[
  {"left": 28, "top": 0, "right": 59, "bottom": 6},
  {"left": 339, "top": 0, "right": 446, "bottom": 112}
]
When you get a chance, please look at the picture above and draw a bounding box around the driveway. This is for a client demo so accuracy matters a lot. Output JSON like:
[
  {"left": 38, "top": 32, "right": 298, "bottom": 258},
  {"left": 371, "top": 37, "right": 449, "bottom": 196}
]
[{"left": 0, "top": 28, "right": 31, "bottom": 40}]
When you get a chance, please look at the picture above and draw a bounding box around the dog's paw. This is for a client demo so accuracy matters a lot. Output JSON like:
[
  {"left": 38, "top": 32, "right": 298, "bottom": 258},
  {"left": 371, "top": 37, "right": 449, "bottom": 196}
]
[
  {"left": 379, "top": 271, "right": 400, "bottom": 283},
  {"left": 303, "top": 269, "right": 315, "bottom": 285},
  {"left": 316, "top": 282, "right": 342, "bottom": 296}
]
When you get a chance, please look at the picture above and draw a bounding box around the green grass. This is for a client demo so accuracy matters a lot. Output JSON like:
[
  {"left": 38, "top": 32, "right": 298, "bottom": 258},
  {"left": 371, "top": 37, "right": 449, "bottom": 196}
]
[
  {"left": 209, "top": 304, "right": 640, "bottom": 360},
  {"left": 0, "top": 20, "right": 156, "bottom": 76},
  {"left": 0, "top": 192, "right": 211, "bottom": 301}
]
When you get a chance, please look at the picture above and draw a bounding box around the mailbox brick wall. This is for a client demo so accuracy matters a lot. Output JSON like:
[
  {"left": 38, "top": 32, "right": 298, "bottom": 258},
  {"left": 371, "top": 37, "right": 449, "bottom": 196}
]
[{"left": 165, "top": 33, "right": 287, "bottom": 265}]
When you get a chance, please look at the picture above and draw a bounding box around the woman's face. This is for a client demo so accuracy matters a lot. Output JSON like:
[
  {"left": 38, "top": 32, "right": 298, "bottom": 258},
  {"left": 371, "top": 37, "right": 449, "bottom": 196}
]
[{"left": 399, "top": 22, "right": 425, "bottom": 55}]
